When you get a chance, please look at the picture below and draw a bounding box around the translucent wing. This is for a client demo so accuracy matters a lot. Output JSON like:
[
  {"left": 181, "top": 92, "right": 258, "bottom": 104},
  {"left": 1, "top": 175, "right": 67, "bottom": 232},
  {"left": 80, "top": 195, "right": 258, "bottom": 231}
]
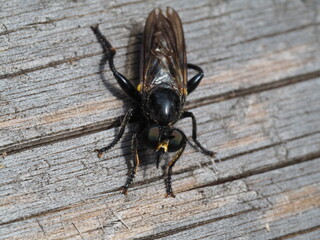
[{"left": 140, "top": 7, "right": 187, "bottom": 95}]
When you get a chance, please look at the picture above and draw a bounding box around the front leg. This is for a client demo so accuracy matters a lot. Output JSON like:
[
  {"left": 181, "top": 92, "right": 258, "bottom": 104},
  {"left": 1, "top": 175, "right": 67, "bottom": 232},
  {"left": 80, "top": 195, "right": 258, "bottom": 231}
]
[
  {"left": 165, "top": 142, "right": 186, "bottom": 198},
  {"left": 91, "top": 25, "right": 141, "bottom": 101},
  {"left": 182, "top": 111, "right": 215, "bottom": 157},
  {"left": 95, "top": 108, "right": 135, "bottom": 158},
  {"left": 122, "top": 131, "right": 140, "bottom": 195}
]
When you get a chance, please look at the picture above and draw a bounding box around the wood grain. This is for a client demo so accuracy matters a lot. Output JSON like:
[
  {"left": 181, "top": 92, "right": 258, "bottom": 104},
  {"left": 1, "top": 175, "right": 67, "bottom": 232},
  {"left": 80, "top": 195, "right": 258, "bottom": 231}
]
[{"left": 1, "top": 0, "right": 319, "bottom": 239}]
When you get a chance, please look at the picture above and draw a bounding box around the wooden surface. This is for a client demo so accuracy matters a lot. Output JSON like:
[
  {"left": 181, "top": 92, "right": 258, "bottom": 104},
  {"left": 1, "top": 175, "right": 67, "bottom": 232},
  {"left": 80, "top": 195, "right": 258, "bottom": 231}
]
[{"left": 1, "top": 0, "right": 320, "bottom": 239}]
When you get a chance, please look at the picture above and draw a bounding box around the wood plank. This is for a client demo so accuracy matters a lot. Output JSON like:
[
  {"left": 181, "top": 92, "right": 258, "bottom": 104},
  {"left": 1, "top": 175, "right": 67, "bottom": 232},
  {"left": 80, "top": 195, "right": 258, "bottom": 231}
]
[
  {"left": 1, "top": 0, "right": 320, "bottom": 239},
  {"left": 1, "top": 0, "right": 319, "bottom": 154},
  {"left": 151, "top": 159, "right": 320, "bottom": 240},
  {"left": 0, "top": 141, "right": 319, "bottom": 239},
  {"left": 1, "top": 77, "right": 319, "bottom": 239}
]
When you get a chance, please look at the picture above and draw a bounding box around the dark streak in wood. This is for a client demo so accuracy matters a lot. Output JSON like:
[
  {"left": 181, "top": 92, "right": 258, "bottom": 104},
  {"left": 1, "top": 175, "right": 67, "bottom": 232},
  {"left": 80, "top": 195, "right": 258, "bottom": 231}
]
[
  {"left": 227, "top": 22, "right": 319, "bottom": 47},
  {"left": 187, "top": 69, "right": 320, "bottom": 109},
  {"left": 0, "top": 52, "right": 98, "bottom": 80},
  {"left": 272, "top": 225, "right": 320, "bottom": 240},
  {"left": 132, "top": 209, "right": 258, "bottom": 240}
]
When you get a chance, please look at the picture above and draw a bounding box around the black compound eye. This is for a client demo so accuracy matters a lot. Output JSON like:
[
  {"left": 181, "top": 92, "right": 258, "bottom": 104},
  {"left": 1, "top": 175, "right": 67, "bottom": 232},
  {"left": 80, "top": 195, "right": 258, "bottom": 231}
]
[
  {"left": 168, "top": 129, "right": 185, "bottom": 152},
  {"left": 142, "top": 126, "right": 160, "bottom": 149}
]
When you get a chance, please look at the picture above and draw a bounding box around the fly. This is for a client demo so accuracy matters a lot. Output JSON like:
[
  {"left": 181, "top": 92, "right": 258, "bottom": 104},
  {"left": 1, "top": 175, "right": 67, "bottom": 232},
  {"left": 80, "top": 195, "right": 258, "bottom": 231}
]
[{"left": 91, "top": 7, "right": 215, "bottom": 197}]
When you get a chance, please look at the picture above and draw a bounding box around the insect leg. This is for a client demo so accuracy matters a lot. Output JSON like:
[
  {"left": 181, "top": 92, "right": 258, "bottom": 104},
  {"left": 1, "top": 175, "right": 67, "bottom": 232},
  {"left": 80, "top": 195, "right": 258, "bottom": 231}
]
[
  {"left": 165, "top": 142, "right": 186, "bottom": 198},
  {"left": 91, "top": 25, "right": 141, "bottom": 101},
  {"left": 94, "top": 108, "right": 135, "bottom": 158},
  {"left": 187, "top": 63, "right": 204, "bottom": 94},
  {"left": 182, "top": 111, "right": 215, "bottom": 156},
  {"left": 122, "top": 131, "right": 140, "bottom": 195}
]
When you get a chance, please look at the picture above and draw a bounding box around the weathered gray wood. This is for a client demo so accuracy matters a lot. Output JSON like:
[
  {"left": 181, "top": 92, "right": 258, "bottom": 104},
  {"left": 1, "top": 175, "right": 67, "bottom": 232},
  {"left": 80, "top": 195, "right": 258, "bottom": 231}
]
[
  {"left": 1, "top": 78, "right": 320, "bottom": 239},
  {"left": 1, "top": 0, "right": 320, "bottom": 239},
  {"left": 1, "top": 0, "right": 319, "bottom": 154}
]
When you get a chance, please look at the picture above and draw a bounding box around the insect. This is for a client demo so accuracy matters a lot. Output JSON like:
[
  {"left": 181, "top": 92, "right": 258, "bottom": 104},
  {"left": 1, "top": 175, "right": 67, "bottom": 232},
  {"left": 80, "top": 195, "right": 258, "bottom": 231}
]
[{"left": 91, "top": 7, "right": 214, "bottom": 197}]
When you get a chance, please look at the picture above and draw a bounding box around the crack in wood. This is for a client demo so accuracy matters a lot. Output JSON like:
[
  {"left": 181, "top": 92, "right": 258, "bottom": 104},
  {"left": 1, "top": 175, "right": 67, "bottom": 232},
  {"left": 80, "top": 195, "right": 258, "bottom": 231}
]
[
  {"left": 186, "top": 150, "right": 320, "bottom": 195},
  {"left": 0, "top": 117, "right": 121, "bottom": 155},
  {"left": 38, "top": 208, "right": 261, "bottom": 240},
  {"left": 186, "top": 69, "right": 320, "bottom": 109},
  {"left": 0, "top": 204, "right": 73, "bottom": 226},
  {"left": 0, "top": 52, "right": 99, "bottom": 80},
  {"left": 270, "top": 225, "right": 320, "bottom": 240},
  {"left": 227, "top": 22, "right": 320, "bottom": 47},
  {"left": 219, "top": 130, "right": 320, "bottom": 163},
  {"left": 131, "top": 208, "right": 259, "bottom": 240}
]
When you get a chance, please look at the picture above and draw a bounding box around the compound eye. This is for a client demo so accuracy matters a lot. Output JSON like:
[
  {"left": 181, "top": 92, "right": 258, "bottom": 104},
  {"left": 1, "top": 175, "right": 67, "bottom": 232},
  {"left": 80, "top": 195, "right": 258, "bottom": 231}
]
[
  {"left": 168, "top": 129, "right": 185, "bottom": 152},
  {"left": 142, "top": 126, "right": 160, "bottom": 149}
]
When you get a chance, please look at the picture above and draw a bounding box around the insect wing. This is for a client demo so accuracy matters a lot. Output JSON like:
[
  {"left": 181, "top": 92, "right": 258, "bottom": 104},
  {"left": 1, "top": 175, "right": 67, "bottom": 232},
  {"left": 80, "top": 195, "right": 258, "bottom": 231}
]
[{"left": 140, "top": 8, "right": 187, "bottom": 94}]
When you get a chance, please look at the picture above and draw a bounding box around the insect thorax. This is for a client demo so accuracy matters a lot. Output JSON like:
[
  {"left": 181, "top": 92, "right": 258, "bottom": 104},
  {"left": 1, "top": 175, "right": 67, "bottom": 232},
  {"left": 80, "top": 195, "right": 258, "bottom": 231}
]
[{"left": 141, "top": 84, "right": 185, "bottom": 126}]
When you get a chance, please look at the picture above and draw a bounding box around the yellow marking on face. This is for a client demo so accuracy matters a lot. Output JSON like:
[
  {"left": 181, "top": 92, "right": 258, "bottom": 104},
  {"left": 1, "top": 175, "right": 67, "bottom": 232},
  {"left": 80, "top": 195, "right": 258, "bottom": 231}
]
[
  {"left": 180, "top": 87, "right": 188, "bottom": 96},
  {"left": 137, "top": 83, "right": 142, "bottom": 92},
  {"left": 156, "top": 141, "right": 169, "bottom": 153}
]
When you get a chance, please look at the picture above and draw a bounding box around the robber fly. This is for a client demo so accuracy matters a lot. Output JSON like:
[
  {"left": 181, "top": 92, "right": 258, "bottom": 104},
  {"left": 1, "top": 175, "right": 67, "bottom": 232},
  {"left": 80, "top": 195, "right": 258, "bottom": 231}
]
[{"left": 91, "top": 7, "right": 214, "bottom": 197}]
